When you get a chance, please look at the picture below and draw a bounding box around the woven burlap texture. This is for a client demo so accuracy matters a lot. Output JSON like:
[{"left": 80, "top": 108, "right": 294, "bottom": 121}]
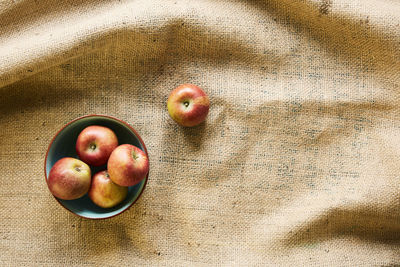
[{"left": 0, "top": 0, "right": 399, "bottom": 266}]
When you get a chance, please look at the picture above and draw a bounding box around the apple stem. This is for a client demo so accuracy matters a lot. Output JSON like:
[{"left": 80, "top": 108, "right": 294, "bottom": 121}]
[
  {"left": 183, "top": 101, "right": 190, "bottom": 107},
  {"left": 132, "top": 150, "right": 138, "bottom": 160},
  {"left": 90, "top": 143, "right": 96, "bottom": 150},
  {"left": 75, "top": 167, "right": 81, "bottom": 172}
]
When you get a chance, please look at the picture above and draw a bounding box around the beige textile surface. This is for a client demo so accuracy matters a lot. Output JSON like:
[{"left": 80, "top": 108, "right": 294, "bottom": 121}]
[{"left": 1, "top": 0, "right": 400, "bottom": 265}]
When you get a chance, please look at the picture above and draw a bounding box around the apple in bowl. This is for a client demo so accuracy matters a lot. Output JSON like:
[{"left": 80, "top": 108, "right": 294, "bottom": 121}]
[
  {"left": 47, "top": 157, "right": 91, "bottom": 200},
  {"left": 76, "top": 125, "right": 118, "bottom": 166},
  {"left": 167, "top": 84, "right": 210, "bottom": 127},
  {"left": 108, "top": 144, "right": 149, "bottom": 187},
  {"left": 89, "top": 170, "right": 128, "bottom": 208}
]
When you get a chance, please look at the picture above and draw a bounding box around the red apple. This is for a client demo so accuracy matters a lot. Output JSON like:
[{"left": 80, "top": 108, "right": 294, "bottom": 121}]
[
  {"left": 76, "top": 125, "right": 118, "bottom": 166},
  {"left": 88, "top": 170, "right": 128, "bottom": 208},
  {"left": 47, "top": 157, "right": 91, "bottom": 200},
  {"left": 107, "top": 144, "right": 149, "bottom": 187},
  {"left": 167, "top": 84, "right": 210, "bottom": 127}
]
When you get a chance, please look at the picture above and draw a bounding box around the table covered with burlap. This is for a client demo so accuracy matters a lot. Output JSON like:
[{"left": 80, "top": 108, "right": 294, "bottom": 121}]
[{"left": 0, "top": 0, "right": 399, "bottom": 266}]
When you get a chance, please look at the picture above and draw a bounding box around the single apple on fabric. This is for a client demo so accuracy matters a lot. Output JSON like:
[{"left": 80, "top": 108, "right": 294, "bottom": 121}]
[
  {"left": 167, "top": 83, "right": 210, "bottom": 127},
  {"left": 108, "top": 144, "right": 149, "bottom": 187},
  {"left": 88, "top": 170, "right": 128, "bottom": 208},
  {"left": 47, "top": 157, "right": 91, "bottom": 200},
  {"left": 76, "top": 125, "right": 118, "bottom": 166}
]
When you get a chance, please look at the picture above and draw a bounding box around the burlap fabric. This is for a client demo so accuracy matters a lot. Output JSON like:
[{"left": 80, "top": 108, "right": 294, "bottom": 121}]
[{"left": 1, "top": 0, "right": 399, "bottom": 266}]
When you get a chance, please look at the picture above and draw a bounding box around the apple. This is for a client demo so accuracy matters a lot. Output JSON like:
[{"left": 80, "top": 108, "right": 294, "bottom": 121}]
[
  {"left": 107, "top": 144, "right": 149, "bottom": 187},
  {"left": 76, "top": 125, "right": 118, "bottom": 166},
  {"left": 167, "top": 83, "right": 210, "bottom": 127},
  {"left": 88, "top": 170, "right": 128, "bottom": 208},
  {"left": 47, "top": 157, "right": 91, "bottom": 200}
]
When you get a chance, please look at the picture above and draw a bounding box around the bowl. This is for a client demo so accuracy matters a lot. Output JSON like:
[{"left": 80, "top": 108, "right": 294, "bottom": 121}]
[{"left": 44, "top": 114, "right": 149, "bottom": 219}]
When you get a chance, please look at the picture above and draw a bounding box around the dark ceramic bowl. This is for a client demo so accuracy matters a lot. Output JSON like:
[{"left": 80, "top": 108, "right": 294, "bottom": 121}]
[{"left": 44, "top": 115, "right": 149, "bottom": 219}]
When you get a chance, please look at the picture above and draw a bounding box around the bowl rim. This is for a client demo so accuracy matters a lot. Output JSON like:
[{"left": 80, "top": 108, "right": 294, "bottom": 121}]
[{"left": 44, "top": 114, "right": 149, "bottom": 220}]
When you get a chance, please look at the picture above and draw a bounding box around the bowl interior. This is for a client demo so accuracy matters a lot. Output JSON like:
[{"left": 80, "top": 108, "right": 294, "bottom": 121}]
[{"left": 45, "top": 116, "right": 147, "bottom": 219}]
